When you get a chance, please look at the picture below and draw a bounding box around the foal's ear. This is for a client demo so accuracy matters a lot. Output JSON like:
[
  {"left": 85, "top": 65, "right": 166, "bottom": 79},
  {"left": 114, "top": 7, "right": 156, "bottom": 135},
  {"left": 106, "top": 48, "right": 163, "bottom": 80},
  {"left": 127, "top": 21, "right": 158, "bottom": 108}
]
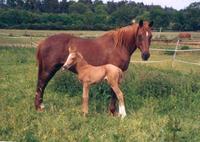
[
  {"left": 77, "top": 52, "right": 83, "bottom": 59},
  {"left": 139, "top": 20, "right": 143, "bottom": 27},
  {"left": 149, "top": 21, "right": 153, "bottom": 28}
]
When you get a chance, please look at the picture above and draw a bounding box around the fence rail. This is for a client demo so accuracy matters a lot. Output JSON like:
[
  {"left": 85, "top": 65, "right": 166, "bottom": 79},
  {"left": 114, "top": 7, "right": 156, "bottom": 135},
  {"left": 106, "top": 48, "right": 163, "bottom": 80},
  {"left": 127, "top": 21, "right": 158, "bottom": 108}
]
[
  {"left": 131, "top": 39, "right": 200, "bottom": 67},
  {"left": 0, "top": 38, "right": 199, "bottom": 67},
  {"left": 150, "top": 48, "right": 200, "bottom": 52}
]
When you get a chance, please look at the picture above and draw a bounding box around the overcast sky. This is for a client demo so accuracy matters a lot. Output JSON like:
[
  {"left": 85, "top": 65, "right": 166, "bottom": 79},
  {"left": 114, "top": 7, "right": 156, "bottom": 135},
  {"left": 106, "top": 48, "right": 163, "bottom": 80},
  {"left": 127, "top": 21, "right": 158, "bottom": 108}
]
[{"left": 109, "top": 0, "right": 198, "bottom": 10}]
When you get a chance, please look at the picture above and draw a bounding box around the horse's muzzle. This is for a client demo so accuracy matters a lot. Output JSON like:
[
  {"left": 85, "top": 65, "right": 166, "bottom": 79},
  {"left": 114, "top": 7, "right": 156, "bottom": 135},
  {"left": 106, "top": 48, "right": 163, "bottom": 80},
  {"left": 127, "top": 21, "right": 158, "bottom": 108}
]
[{"left": 142, "top": 52, "right": 150, "bottom": 61}]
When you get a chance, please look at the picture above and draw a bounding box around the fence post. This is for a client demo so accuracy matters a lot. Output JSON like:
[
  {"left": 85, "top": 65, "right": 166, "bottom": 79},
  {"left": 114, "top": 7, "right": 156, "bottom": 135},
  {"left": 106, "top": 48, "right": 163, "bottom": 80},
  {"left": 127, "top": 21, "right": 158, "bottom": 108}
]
[
  {"left": 158, "top": 27, "right": 162, "bottom": 39},
  {"left": 172, "top": 39, "right": 180, "bottom": 68}
]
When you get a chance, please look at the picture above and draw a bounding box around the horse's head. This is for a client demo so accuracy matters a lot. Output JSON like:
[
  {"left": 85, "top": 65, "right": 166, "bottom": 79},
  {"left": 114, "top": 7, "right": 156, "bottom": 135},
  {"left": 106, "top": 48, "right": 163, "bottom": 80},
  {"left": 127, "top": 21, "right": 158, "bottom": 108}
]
[
  {"left": 62, "top": 46, "right": 83, "bottom": 70},
  {"left": 136, "top": 20, "right": 153, "bottom": 61}
]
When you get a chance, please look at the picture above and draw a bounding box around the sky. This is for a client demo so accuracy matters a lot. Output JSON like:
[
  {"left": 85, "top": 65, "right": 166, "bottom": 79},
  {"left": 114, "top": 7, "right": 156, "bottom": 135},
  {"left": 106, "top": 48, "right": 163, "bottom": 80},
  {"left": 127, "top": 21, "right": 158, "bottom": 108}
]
[{"left": 110, "top": 0, "right": 198, "bottom": 10}]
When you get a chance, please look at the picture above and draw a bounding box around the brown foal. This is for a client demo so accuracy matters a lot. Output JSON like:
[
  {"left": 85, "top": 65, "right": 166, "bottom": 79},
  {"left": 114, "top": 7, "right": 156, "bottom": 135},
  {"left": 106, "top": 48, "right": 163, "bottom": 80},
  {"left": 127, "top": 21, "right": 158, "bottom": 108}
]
[{"left": 62, "top": 46, "right": 126, "bottom": 118}]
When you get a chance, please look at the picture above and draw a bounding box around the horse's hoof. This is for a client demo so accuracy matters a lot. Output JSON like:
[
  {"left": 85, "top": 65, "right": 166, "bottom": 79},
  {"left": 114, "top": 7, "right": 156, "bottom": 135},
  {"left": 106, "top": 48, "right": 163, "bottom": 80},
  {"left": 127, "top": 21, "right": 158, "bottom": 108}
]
[
  {"left": 109, "top": 111, "right": 118, "bottom": 117},
  {"left": 36, "top": 104, "right": 45, "bottom": 112}
]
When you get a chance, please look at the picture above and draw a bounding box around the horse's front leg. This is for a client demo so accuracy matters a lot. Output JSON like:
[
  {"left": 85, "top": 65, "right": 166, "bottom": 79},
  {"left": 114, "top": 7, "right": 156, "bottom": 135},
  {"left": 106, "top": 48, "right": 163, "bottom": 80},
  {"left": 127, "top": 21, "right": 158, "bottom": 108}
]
[{"left": 82, "top": 83, "right": 90, "bottom": 116}]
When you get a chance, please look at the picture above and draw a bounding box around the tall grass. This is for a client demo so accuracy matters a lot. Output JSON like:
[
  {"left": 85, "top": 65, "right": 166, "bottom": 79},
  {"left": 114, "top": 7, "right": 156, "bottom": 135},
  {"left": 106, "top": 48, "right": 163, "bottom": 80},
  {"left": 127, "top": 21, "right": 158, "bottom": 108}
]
[{"left": 0, "top": 47, "right": 200, "bottom": 141}]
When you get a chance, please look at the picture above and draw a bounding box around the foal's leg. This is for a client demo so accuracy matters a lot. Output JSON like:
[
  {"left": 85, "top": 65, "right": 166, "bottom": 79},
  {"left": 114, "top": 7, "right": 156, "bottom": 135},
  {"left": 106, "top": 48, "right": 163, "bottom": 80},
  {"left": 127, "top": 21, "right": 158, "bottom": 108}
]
[
  {"left": 111, "top": 85, "right": 126, "bottom": 118},
  {"left": 82, "top": 83, "right": 90, "bottom": 116}
]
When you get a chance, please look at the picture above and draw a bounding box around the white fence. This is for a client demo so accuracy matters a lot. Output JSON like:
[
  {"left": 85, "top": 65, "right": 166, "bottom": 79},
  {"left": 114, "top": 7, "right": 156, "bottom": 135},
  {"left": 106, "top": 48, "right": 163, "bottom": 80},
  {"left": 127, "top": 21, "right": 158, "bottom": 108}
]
[
  {"left": 131, "top": 39, "right": 200, "bottom": 66},
  {"left": 1, "top": 36, "right": 199, "bottom": 67}
]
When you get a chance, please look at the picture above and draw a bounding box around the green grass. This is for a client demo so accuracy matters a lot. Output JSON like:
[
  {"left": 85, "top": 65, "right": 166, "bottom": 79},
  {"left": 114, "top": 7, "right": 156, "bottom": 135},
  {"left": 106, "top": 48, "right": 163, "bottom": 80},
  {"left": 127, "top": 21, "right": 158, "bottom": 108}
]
[{"left": 0, "top": 47, "right": 200, "bottom": 141}]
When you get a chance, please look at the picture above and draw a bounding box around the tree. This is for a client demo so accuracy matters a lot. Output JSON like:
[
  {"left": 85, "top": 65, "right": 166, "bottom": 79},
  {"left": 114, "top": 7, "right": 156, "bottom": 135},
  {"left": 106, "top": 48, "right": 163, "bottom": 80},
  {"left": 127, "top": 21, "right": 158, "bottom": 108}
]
[
  {"left": 24, "top": 0, "right": 37, "bottom": 10},
  {"left": 0, "top": 0, "right": 6, "bottom": 8},
  {"left": 107, "top": 1, "right": 117, "bottom": 14},
  {"left": 149, "top": 8, "right": 170, "bottom": 28},
  {"left": 60, "top": 0, "right": 69, "bottom": 13},
  {"left": 68, "top": 2, "right": 90, "bottom": 14},
  {"left": 43, "top": 0, "right": 59, "bottom": 13},
  {"left": 7, "top": 0, "right": 17, "bottom": 8},
  {"left": 187, "top": 2, "right": 200, "bottom": 9},
  {"left": 110, "top": 5, "right": 138, "bottom": 26}
]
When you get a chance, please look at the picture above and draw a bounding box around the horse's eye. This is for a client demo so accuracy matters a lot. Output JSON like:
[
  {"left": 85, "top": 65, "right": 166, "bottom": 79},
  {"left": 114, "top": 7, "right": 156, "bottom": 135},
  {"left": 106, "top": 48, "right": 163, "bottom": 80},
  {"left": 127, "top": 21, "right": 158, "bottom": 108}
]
[{"left": 138, "top": 35, "right": 143, "bottom": 41}]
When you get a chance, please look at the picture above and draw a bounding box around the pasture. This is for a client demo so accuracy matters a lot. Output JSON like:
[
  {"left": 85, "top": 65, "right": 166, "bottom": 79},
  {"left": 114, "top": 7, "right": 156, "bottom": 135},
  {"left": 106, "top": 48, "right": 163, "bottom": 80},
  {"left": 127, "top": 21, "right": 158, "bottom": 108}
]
[{"left": 0, "top": 30, "right": 200, "bottom": 141}]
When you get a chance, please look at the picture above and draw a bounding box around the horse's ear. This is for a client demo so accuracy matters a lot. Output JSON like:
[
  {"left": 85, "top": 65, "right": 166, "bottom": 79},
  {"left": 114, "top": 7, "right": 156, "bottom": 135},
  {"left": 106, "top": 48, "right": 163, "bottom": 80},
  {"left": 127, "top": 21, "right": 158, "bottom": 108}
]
[
  {"left": 69, "top": 45, "right": 77, "bottom": 52},
  {"left": 139, "top": 20, "right": 143, "bottom": 27},
  {"left": 69, "top": 46, "right": 72, "bottom": 52},
  {"left": 149, "top": 21, "right": 153, "bottom": 28}
]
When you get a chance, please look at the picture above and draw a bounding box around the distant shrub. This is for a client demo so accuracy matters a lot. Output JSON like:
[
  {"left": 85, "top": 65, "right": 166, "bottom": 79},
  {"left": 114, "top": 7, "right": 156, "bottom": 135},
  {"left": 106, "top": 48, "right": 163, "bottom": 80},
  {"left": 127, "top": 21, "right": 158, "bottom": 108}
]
[
  {"left": 8, "top": 33, "right": 14, "bottom": 37},
  {"left": 164, "top": 48, "right": 175, "bottom": 55},
  {"left": 180, "top": 46, "right": 190, "bottom": 50},
  {"left": 23, "top": 31, "right": 31, "bottom": 37}
]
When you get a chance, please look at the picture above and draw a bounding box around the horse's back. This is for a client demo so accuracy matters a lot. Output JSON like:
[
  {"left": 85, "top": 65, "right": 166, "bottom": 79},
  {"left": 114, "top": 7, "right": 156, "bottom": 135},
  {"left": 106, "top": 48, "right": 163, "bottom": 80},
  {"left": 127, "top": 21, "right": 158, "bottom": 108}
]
[
  {"left": 69, "top": 37, "right": 111, "bottom": 66},
  {"left": 36, "top": 33, "right": 75, "bottom": 68}
]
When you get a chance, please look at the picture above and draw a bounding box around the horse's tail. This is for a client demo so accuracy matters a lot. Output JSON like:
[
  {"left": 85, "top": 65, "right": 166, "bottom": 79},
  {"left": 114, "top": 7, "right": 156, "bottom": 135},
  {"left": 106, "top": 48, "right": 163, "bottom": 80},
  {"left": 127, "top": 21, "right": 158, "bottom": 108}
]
[{"left": 36, "top": 40, "right": 44, "bottom": 76}]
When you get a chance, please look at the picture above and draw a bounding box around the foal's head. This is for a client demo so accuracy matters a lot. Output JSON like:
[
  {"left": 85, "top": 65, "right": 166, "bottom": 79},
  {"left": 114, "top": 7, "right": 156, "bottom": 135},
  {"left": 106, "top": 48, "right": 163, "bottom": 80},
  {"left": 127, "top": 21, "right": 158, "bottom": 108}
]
[
  {"left": 62, "top": 46, "right": 83, "bottom": 70},
  {"left": 136, "top": 20, "right": 153, "bottom": 61}
]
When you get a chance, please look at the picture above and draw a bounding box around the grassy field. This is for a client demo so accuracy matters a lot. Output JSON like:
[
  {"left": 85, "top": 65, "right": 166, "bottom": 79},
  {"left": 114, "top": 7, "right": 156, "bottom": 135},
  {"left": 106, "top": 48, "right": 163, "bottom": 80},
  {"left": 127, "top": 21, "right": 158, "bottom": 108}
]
[{"left": 0, "top": 30, "right": 200, "bottom": 141}]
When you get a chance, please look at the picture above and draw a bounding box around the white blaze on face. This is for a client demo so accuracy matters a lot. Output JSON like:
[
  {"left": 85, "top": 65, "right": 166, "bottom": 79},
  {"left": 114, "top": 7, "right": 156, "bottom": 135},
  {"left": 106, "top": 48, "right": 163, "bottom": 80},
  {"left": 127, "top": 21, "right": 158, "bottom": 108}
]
[
  {"left": 146, "top": 31, "right": 149, "bottom": 37},
  {"left": 64, "top": 53, "right": 75, "bottom": 67}
]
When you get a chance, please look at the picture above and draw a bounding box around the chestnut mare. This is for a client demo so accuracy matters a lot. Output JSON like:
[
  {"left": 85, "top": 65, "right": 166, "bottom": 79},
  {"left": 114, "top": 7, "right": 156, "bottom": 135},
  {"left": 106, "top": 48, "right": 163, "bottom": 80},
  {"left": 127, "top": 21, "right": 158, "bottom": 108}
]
[
  {"left": 35, "top": 20, "right": 153, "bottom": 113},
  {"left": 62, "top": 46, "right": 126, "bottom": 118}
]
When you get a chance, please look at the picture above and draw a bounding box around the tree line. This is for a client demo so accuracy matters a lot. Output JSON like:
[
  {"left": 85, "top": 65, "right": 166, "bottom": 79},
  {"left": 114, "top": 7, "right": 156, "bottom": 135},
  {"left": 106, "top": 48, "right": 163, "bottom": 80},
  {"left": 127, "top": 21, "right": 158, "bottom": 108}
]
[{"left": 0, "top": 0, "right": 199, "bottom": 31}]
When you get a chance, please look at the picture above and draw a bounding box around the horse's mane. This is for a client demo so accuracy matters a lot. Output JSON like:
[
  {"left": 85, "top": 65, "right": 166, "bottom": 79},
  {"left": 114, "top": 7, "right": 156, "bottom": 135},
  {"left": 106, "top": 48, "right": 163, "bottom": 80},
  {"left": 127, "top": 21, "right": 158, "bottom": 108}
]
[{"left": 102, "top": 24, "right": 138, "bottom": 48}]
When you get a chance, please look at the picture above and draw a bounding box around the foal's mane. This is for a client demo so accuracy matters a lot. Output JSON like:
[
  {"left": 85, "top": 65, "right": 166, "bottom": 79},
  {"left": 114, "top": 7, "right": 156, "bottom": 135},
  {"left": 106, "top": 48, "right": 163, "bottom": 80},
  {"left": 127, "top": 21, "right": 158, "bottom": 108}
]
[{"left": 102, "top": 23, "right": 138, "bottom": 48}]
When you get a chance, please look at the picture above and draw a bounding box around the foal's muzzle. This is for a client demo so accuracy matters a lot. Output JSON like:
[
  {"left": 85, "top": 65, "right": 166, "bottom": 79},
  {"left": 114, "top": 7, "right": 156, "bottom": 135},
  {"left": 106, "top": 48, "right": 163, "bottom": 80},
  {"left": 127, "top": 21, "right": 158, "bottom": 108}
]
[
  {"left": 62, "top": 65, "right": 69, "bottom": 71},
  {"left": 142, "top": 52, "right": 150, "bottom": 61}
]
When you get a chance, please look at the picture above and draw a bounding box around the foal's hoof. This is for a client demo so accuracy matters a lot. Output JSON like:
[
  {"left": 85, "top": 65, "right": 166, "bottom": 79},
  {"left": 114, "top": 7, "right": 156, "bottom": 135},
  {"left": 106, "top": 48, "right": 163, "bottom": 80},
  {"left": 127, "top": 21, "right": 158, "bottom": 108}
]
[
  {"left": 83, "top": 112, "right": 88, "bottom": 117},
  {"left": 118, "top": 113, "right": 126, "bottom": 119},
  {"left": 36, "top": 104, "right": 45, "bottom": 112}
]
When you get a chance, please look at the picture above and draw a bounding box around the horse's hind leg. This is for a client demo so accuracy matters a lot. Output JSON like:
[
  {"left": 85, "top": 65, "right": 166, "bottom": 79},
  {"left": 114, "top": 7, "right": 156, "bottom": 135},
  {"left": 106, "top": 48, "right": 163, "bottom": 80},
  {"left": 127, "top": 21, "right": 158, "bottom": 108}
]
[
  {"left": 35, "top": 64, "right": 61, "bottom": 111},
  {"left": 108, "top": 88, "right": 117, "bottom": 115}
]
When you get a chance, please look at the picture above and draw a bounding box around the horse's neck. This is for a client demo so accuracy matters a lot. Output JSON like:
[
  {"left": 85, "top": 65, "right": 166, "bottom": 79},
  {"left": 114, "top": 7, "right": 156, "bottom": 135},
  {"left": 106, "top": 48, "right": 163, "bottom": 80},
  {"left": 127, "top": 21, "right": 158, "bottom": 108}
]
[
  {"left": 76, "top": 58, "right": 90, "bottom": 73},
  {"left": 102, "top": 25, "right": 138, "bottom": 56},
  {"left": 121, "top": 26, "right": 138, "bottom": 55}
]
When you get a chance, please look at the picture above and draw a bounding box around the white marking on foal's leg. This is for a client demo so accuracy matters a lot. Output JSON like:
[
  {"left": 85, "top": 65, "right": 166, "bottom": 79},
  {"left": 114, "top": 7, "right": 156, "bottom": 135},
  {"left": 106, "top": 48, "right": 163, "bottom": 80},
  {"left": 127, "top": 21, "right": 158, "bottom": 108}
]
[
  {"left": 119, "top": 104, "right": 126, "bottom": 118},
  {"left": 64, "top": 53, "right": 72, "bottom": 66}
]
